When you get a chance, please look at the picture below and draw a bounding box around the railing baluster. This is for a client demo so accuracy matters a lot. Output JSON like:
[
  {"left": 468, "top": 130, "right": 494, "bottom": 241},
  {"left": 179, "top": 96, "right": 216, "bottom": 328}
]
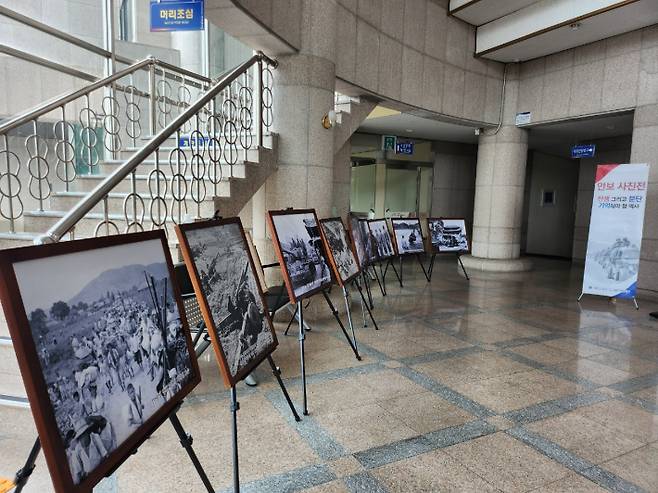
[
  {"left": 149, "top": 61, "right": 156, "bottom": 137},
  {"left": 258, "top": 58, "right": 263, "bottom": 149}
]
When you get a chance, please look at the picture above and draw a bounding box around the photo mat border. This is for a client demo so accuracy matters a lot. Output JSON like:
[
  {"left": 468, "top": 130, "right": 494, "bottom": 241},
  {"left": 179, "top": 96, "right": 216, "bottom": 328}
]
[
  {"left": 367, "top": 218, "right": 396, "bottom": 261},
  {"left": 390, "top": 217, "right": 427, "bottom": 256},
  {"left": 427, "top": 217, "right": 471, "bottom": 254},
  {"left": 175, "top": 217, "right": 279, "bottom": 388},
  {"left": 0, "top": 230, "right": 201, "bottom": 493},
  {"left": 267, "top": 208, "right": 334, "bottom": 304},
  {"left": 319, "top": 217, "right": 362, "bottom": 287}
]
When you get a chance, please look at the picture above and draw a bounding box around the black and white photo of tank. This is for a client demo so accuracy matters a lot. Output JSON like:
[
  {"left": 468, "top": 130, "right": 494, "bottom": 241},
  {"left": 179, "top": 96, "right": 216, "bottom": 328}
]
[
  {"left": 367, "top": 219, "right": 395, "bottom": 260},
  {"left": 320, "top": 218, "right": 360, "bottom": 283},
  {"left": 8, "top": 236, "right": 196, "bottom": 487},
  {"left": 178, "top": 220, "right": 277, "bottom": 384},
  {"left": 428, "top": 218, "right": 469, "bottom": 253},
  {"left": 391, "top": 218, "right": 425, "bottom": 254},
  {"left": 270, "top": 210, "right": 333, "bottom": 301},
  {"left": 594, "top": 237, "right": 641, "bottom": 282}
]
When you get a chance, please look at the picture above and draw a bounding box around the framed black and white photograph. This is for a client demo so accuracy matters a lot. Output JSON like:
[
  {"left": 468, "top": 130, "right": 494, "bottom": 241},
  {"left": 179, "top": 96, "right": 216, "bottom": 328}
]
[
  {"left": 391, "top": 218, "right": 426, "bottom": 255},
  {"left": 0, "top": 231, "right": 199, "bottom": 493},
  {"left": 367, "top": 219, "right": 395, "bottom": 260},
  {"left": 428, "top": 218, "right": 470, "bottom": 253},
  {"left": 349, "top": 216, "right": 369, "bottom": 269},
  {"left": 267, "top": 209, "right": 333, "bottom": 303},
  {"left": 319, "top": 217, "right": 360, "bottom": 285},
  {"left": 176, "top": 218, "right": 278, "bottom": 387}
]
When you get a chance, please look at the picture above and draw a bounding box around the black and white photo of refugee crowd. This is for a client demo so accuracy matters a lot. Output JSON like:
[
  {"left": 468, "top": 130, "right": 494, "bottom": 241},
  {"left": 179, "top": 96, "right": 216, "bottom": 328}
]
[
  {"left": 183, "top": 222, "right": 275, "bottom": 378},
  {"left": 272, "top": 212, "right": 332, "bottom": 299},
  {"left": 13, "top": 239, "right": 194, "bottom": 485},
  {"left": 429, "top": 219, "right": 469, "bottom": 252},
  {"left": 392, "top": 219, "right": 425, "bottom": 254},
  {"left": 368, "top": 220, "right": 394, "bottom": 259},
  {"left": 320, "top": 219, "right": 359, "bottom": 282}
]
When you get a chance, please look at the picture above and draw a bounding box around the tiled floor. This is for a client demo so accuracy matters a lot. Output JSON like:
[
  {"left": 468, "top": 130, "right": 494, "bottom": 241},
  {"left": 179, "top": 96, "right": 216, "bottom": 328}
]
[{"left": 2, "top": 257, "right": 658, "bottom": 492}]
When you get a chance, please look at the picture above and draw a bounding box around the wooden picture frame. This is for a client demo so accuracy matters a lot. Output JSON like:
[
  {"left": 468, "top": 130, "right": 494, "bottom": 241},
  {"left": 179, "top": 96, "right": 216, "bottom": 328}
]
[
  {"left": 266, "top": 209, "right": 333, "bottom": 304},
  {"left": 390, "top": 217, "right": 426, "bottom": 255},
  {"left": 367, "top": 219, "right": 395, "bottom": 261},
  {"left": 175, "top": 218, "right": 278, "bottom": 388},
  {"left": 348, "top": 216, "right": 377, "bottom": 268},
  {"left": 318, "top": 217, "right": 361, "bottom": 286},
  {"left": 427, "top": 217, "right": 471, "bottom": 254},
  {"left": 0, "top": 230, "right": 200, "bottom": 493}
]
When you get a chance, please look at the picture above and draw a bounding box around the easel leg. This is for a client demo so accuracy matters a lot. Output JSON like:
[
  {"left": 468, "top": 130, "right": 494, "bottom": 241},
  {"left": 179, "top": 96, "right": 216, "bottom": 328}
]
[
  {"left": 363, "top": 271, "right": 374, "bottom": 310},
  {"left": 169, "top": 412, "right": 215, "bottom": 493},
  {"left": 266, "top": 355, "right": 301, "bottom": 422},
  {"left": 416, "top": 254, "right": 430, "bottom": 282},
  {"left": 456, "top": 253, "right": 469, "bottom": 280},
  {"left": 633, "top": 297, "right": 639, "bottom": 310},
  {"left": 298, "top": 301, "right": 308, "bottom": 416},
  {"left": 283, "top": 304, "right": 297, "bottom": 336},
  {"left": 399, "top": 256, "right": 404, "bottom": 287},
  {"left": 13, "top": 438, "right": 41, "bottom": 493},
  {"left": 428, "top": 254, "right": 436, "bottom": 280},
  {"left": 359, "top": 285, "right": 368, "bottom": 328},
  {"left": 342, "top": 286, "right": 360, "bottom": 355},
  {"left": 321, "top": 290, "right": 362, "bottom": 361},
  {"left": 230, "top": 387, "right": 240, "bottom": 493},
  {"left": 388, "top": 258, "right": 403, "bottom": 288},
  {"left": 378, "top": 261, "right": 388, "bottom": 295},
  {"left": 354, "top": 278, "right": 380, "bottom": 331},
  {"left": 371, "top": 264, "right": 385, "bottom": 296},
  {"left": 577, "top": 292, "right": 584, "bottom": 302}
]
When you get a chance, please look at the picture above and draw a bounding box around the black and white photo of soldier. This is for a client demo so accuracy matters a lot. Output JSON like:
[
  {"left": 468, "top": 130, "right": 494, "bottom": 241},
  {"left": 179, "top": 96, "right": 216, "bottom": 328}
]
[
  {"left": 391, "top": 218, "right": 425, "bottom": 254},
  {"left": 429, "top": 219, "right": 469, "bottom": 252},
  {"left": 594, "top": 237, "right": 640, "bottom": 282},
  {"left": 272, "top": 212, "right": 332, "bottom": 299},
  {"left": 183, "top": 222, "right": 275, "bottom": 377},
  {"left": 13, "top": 239, "right": 193, "bottom": 485},
  {"left": 320, "top": 218, "right": 359, "bottom": 282},
  {"left": 368, "top": 220, "right": 395, "bottom": 259}
]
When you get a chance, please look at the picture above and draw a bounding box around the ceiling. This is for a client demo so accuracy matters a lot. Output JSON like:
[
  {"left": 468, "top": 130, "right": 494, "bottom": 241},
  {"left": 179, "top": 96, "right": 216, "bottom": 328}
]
[
  {"left": 358, "top": 110, "right": 478, "bottom": 144},
  {"left": 450, "top": 0, "right": 542, "bottom": 26},
  {"left": 528, "top": 111, "right": 634, "bottom": 155}
]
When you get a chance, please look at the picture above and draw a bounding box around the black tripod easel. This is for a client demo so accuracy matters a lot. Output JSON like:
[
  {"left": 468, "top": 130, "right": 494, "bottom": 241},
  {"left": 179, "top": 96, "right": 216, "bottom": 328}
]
[
  {"left": 383, "top": 257, "right": 403, "bottom": 288},
  {"left": 427, "top": 252, "right": 470, "bottom": 281},
  {"left": 12, "top": 402, "right": 214, "bottom": 493},
  {"left": 351, "top": 275, "right": 379, "bottom": 330}
]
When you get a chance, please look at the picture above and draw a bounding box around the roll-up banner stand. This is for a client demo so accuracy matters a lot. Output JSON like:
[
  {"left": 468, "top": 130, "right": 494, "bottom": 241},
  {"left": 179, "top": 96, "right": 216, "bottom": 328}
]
[{"left": 580, "top": 163, "right": 649, "bottom": 308}]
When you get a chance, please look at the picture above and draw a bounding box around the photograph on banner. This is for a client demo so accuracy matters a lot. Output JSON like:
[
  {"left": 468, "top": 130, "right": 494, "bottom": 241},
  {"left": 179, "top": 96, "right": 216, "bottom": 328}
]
[
  {"left": 428, "top": 218, "right": 469, "bottom": 253},
  {"left": 582, "top": 163, "right": 649, "bottom": 298},
  {"left": 391, "top": 218, "right": 426, "bottom": 255},
  {"left": 176, "top": 218, "right": 278, "bottom": 387},
  {"left": 268, "top": 209, "right": 333, "bottom": 303},
  {"left": 0, "top": 232, "right": 199, "bottom": 492},
  {"left": 367, "top": 219, "right": 395, "bottom": 260},
  {"left": 319, "top": 218, "right": 360, "bottom": 285}
]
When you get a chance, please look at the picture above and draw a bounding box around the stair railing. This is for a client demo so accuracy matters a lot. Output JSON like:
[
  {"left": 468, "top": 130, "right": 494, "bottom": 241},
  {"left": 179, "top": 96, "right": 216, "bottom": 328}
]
[{"left": 28, "top": 51, "right": 277, "bottom": 244}]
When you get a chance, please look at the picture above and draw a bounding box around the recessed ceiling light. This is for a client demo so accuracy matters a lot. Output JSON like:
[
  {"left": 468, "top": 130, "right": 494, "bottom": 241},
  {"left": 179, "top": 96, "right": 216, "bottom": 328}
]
[
  {"left": 570, "top": 22, "right": 582, "bottom": 31},
  {"left": 405, "top": 128, "right": 413, "bottom": 133}
]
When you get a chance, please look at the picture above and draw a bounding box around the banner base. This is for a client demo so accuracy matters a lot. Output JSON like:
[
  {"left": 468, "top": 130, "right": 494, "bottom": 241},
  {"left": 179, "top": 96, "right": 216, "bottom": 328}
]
[{"left": 577, "top": 292, "right": 639, "bottom": 310}]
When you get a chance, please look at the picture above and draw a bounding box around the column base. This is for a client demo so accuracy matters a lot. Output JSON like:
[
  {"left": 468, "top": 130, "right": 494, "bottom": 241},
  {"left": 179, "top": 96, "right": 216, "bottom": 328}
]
[{"left": 460, "top": 255, "right": 533, "bottom": 273}]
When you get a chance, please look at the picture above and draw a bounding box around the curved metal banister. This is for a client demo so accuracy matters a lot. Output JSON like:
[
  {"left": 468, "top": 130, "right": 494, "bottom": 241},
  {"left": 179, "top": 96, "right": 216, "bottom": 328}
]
[
  {"left": 0, "top": 57, "right": 215, "bottom": 136},
  {"left": 36, "top": 51, "right": 277, "bottom": 244}
]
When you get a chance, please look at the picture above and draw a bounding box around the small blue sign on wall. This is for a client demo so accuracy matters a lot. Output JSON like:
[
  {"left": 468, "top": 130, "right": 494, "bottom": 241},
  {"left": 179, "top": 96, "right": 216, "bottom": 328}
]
[
  {"left": 151, "top": 0, "right": 204, "bottom": 32},
  {"left": 395, "top": 142, "right": 414, "bottom": 155},
  {"left": 571, "top": 144, "right": 596, "bottom": 159}
]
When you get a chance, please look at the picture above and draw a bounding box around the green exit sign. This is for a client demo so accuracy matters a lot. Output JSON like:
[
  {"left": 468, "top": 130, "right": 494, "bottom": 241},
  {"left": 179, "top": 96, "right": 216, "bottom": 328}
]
[{"left": 382, "top": 135, "right": 396, "bottom": 151}]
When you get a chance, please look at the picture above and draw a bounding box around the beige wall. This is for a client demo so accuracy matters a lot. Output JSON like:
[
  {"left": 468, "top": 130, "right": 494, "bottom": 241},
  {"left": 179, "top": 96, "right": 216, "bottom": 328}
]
[
  {"left": 517, "top": 27, "right": 658, "bottom": 124},
  {"left": 212, "top": 0, "right": 505, "bottom": 125}
]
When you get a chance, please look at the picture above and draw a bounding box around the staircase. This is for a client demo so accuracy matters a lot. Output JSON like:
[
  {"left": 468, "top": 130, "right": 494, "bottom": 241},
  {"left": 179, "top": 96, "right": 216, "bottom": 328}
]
[{"left": 0, "top": 53, "right": 279, "bottom": 407}]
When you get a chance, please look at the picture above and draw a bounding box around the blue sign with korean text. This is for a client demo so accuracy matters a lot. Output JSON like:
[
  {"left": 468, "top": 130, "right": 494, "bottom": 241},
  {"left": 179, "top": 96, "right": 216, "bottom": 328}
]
[
  {"left": 571, "top": 144, "right": 596, "bottom": 159},
  {"left": 151, "top": 0, "right": 204, "bottom": 32},
  {"left": 395, "top": 142, "right": 414, "bottom": 155}
]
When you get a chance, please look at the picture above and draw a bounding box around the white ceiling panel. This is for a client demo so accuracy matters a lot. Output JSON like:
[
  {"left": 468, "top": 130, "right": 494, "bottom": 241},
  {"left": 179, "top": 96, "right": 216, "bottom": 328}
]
[
  {"left": 358, "top": 111, "right": 478, "bottom": 143},
  {"left": 450, "top": 0, "right": 543, "bottom": 26}
]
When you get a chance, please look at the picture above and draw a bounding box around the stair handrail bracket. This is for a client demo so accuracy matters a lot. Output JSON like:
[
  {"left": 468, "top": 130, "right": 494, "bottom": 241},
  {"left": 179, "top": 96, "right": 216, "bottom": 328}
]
[{"left": 24, "top": 51, "right": 277, "bottom": 244}]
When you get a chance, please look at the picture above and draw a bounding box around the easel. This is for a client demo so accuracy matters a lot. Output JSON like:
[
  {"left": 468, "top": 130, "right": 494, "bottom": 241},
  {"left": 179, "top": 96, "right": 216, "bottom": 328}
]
[
  {"left": 382, "top": 257, "right": 403, "bottom": 288},
  {"left": 577, "top": 292, "right": 639, "bottom": 310},
  {"left": 384, "top": 253, "right": 430, "bottom": 287},
  {"left": 427, "top": 252, "right": 470, "bottom": 281},
  {"left": 12, "top": 402, "right": 214, "bottom": 493}
]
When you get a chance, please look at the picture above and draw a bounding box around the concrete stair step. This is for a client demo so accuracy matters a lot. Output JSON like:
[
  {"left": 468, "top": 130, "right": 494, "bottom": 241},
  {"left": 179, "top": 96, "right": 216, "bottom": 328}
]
[
  {"left": 49, "top": 191, "right": 218, "bottom": 217},
  {"left": 96, "top": 159, "right": 247, "bottom": 179},
  {"left": 69, "top": 173, "right": 233, "bottom": 195}
]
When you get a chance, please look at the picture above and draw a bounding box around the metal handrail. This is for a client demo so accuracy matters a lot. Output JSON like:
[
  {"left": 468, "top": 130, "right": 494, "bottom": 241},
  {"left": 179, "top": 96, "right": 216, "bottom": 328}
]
[
  {"left": 36, "top": 51, "right": 277, "bottom": 244},
  {"left": 0, "top": 44, "right": 99, "bottom": 82},
  {"left": 0, "top": 5, "right": 134, "bottom": 66},
  {"left": 0, "top": 56, "right": 217, "bottom": 135}
]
